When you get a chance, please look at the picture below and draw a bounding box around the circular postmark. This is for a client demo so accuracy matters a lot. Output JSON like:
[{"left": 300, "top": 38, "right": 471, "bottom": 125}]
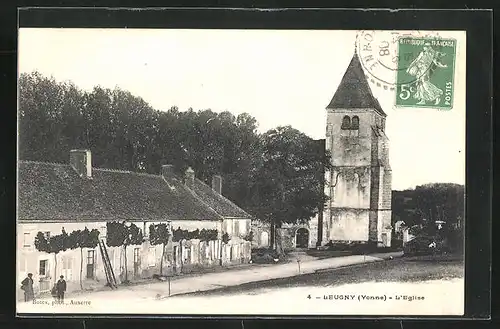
[{"left": 355, "top": 30, "right": 441, "bottom": 90}]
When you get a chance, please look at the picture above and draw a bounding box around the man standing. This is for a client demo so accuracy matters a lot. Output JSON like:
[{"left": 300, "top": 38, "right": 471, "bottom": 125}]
[
  {"left": 56, "top": 275, "right": 67, "bottom": 302},
  {"left": 21, "top": 273, "right": 34, "bottom": 302}
]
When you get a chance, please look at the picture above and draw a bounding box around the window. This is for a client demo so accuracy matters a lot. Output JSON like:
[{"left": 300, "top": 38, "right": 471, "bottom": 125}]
[
  {"left": 148, "top": 247, "right": 156, "bottom": 267},
  {"left": 351, "top": 116, "right": 360, "bottom": 130},
  {"left": 226, "top": 220, "right": 233, "bottom": 235},
  {"left": 62, "top": 257, "right": 73, "bottom": 281},
  {"left": 87, "top": 250, "right": 95, "bottom": 265},
  {"left": 23, "top": 233, "right": 31, "bottom": 248},
  {"left": 239, "top": 220, "right": 247, "bottom": 235},
  {"left": 134, "top": 248, "right": 140, "bottom": 264},
  {"left": 39, "top": 259, "right": 48, "bottom": 276},
  {"left": 341, "top": 116, "right": 351, "bottom": 130},
  {"left": 86, "top": 250, "right": 95, "bottom": 279}
]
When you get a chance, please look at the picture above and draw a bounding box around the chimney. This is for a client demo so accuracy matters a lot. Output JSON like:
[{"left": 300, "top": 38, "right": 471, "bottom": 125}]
[
  {"left": 212, "top": 175, "right": 222, "bottom": 195},
  {"left": 70, "top": 149, "right": 92, "bottom": 178},
  {"left": 161, "top": 164, "right": 175, "bottom": 179},
  {"left": 184, "top": 167, "right": 195, "bottom": 189}
]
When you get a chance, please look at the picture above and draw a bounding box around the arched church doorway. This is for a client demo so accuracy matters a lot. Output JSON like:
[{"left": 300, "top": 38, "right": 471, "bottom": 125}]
[
  {"left": 260, "top": 231, "right": 269, "bottom": 247},
  {"left": 295, "top": 228, "right": 309, "bottom": 248}
]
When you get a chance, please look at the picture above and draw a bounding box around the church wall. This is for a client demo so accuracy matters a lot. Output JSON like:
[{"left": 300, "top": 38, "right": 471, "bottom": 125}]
[
  {"left": 307, "top": 215, "right": 319, "bottom": 248},
  {"left": 329, "top": 209, "right": 370, "bottom": 242},
  {"left": 326, "top": 110, "right": 374, "bottom": 167},
  {"left": 251, "top": 220, "right": 318, "bottom": 250},
  {"left": 382, "top": 169, "right": 393, "bottom": 209},
  {"left": 368, "top": 210, "right": 378, "bottom": 241},
  {"left": 377, "top": 210, "right": 392, "bottom": 247},
  {"left": 327, "top": 110, "right": 375, "bottom": 137},
  {"left": 331, "top": 168, "right": 371, "bottom": 209}
]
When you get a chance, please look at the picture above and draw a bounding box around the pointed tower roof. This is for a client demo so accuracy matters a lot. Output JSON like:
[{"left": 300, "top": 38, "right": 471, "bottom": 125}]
[{"left": 326, "top": 52, "right": 386, "bottom": 117}]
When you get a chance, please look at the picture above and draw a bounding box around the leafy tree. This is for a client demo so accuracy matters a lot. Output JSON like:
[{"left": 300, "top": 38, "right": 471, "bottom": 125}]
[
  {"left": 106, "top": 221, "right": 143, "bottom": 283},
  {"left": 246, "top": 126, "right": 331, "bottom": 254},
  {"left": 172, "top": 227, "right": 189, "bottom": 242},
  {"left": 199, "top": 229, "right": 218, "bottom": 242},
  {"left": 243, "top": 231, "right": 254, "bottom": 242},
  {"left": 392, "top": 183, "right": 464, "bottom": 253},
  {"left": 222, "top": 232, "right": 231, "bottom": 244},
  {"left": 188, "top": 229, "right": 200, "bottom": 240},
  {"left": 148, "top": 223, "right": 170, "bottom": 276},
  {"left": 34, "top": 231, "right": 50, "bottom": 253},
  {"left": 18, "top": 72, "right": 263, "bottom": 210},
  {"left": 34, "top": 228, "right": 71, "bottom": 283},
  {"left": 68, "top": 227, "right": 100, "bottom": 289}
]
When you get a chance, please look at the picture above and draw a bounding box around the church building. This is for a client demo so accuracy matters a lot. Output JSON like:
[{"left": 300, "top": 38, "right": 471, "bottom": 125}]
[
  {"left": 320, "top": 51, "right": 393, "bottom": 247},
  {"left": 252, "top": 50, "right": 393, "bottom": 250}
]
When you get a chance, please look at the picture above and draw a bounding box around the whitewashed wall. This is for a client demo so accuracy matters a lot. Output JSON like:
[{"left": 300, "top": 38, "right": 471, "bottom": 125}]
[{"left": 17, "top": 221, "right": 252, "bottom": 297}]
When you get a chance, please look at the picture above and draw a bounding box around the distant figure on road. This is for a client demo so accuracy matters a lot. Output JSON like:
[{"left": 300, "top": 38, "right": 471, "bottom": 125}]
[
  {"left": 56, "top": 275, "right": 67, "bottom": 302},
  {"left": 21, "top": 273, "right": 34, "bottom": 302}
]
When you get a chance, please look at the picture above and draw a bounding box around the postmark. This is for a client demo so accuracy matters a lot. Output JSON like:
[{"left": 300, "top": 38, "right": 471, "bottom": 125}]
[
  {"left": 395, "top": 37, "right": 457, "bottom": 109},
  {"left": 355, "top": 30, "right": 442, "bottom": 90}
]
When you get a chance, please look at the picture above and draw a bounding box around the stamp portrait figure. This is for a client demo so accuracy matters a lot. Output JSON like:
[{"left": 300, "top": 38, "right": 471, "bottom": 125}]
[{"left": 406, "top": 44, "right": 448, "bottom": 106}]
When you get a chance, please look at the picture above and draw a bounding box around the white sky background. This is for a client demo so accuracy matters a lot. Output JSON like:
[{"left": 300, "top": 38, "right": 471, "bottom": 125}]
[{"left": 18, "top": 29, "right": 466, "bottom": 191}]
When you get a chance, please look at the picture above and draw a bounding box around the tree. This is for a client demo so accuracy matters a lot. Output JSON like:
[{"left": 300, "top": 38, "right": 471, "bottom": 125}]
[
  {"left": 148, "top": 223, "right": 170, "bottom": 276},
  {"left": 34, "top": 228, "right": 71, "bottom": 284},
  {"left": 68, "top": 227, "right": 100, "bottom": 289},
  {"left": 243, "top": 231, "right": 254, "bottom": 242},
  {"left": 247, "top": 126, "right": 331, "bottom": 254},
  {"left": 393, "top": 183, "right": 465, "bottom": 254},
  {"left": 221, "top": 232, "right": 231, "bottom": 244},
  {"left": 199, "top": 229, "right": 218, "bottom": 242},
  {"left": 19, "top": 72, "right": 265, "bottom": 210},
  {"left": 106, "top": 221, "right": 143, "bottom": 283}
]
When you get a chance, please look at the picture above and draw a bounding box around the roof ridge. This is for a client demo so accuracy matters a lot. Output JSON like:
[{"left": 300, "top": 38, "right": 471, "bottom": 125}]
[
  {"left": 194, "top": 178, "right": 253, "bottom": 219},
  {"left": 95, "top": 168, "right": 133, "bottom": 174},
  {"left": 184, "top": 180, "right": 224, "bottom": 220},
  {"left": 19, "top": 161, "right": 165, "bottom": 178},
  {"left": 18, "top": 160, "right": 69, "bottom": 166}
]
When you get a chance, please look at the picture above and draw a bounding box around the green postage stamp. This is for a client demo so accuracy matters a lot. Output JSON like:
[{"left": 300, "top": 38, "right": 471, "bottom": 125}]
[{"left": 395, "top": 37, "right": 457, "bottom": 109}]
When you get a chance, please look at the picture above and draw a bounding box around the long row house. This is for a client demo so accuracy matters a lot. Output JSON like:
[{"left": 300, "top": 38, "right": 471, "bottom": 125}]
[{"left": 17, "top": 149, "right": 252, "bottom": 296}]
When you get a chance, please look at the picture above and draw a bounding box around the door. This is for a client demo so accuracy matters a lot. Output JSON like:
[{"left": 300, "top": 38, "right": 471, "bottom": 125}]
[
  {"left": 38, "top": 259, "right": 50, "bottom": 292},
  {"left": 133, "top": 248, "right": 141, "bottom": 277},
  {"left": 260, "top": 232, "right": 269, "bottom": 247},
  {"left": 295, "top": 228, "right": 309, "bottom": 248},
  {"left": 382, "top": 233, "right": 388, "bottom": 247},
  {"left": 86, "top": 250, "right": 95, "bottom": 279}
]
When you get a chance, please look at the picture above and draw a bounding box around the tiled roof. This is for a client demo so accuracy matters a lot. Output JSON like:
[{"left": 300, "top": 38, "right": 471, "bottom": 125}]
[
  {"left": 192, "top": 178, "right": 252, "bottom": 219},
  {"left": 326, "top": 53, "right": 386, "bottom": 117},
  {"left": 18, "top": 161, "right": 250, "bottom": 222}
]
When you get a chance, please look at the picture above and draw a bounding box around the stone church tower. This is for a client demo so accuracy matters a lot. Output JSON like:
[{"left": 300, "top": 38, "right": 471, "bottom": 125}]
[{"left": 321, "top": 51, "right": 393, "bottom": 247}]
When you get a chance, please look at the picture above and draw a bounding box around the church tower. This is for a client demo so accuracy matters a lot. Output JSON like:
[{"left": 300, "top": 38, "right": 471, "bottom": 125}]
[{"left": 322, "top": 51, "right": 393, "bottom": 247}]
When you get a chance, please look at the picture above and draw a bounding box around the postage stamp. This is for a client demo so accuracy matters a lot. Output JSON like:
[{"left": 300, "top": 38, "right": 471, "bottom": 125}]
[{"left": 395, "top": 37, "right": 457, "bottom": 109}]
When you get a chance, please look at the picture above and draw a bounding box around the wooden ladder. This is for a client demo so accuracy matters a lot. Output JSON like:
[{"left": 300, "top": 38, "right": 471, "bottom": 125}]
[{"left": 98, "top": 239, "right": 118, "bottom": 289}]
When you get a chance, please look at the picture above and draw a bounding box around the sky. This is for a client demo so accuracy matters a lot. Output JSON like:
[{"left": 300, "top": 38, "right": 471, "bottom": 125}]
[{"left": 18, "top": 28, "right": 466, "bottom": 190}]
